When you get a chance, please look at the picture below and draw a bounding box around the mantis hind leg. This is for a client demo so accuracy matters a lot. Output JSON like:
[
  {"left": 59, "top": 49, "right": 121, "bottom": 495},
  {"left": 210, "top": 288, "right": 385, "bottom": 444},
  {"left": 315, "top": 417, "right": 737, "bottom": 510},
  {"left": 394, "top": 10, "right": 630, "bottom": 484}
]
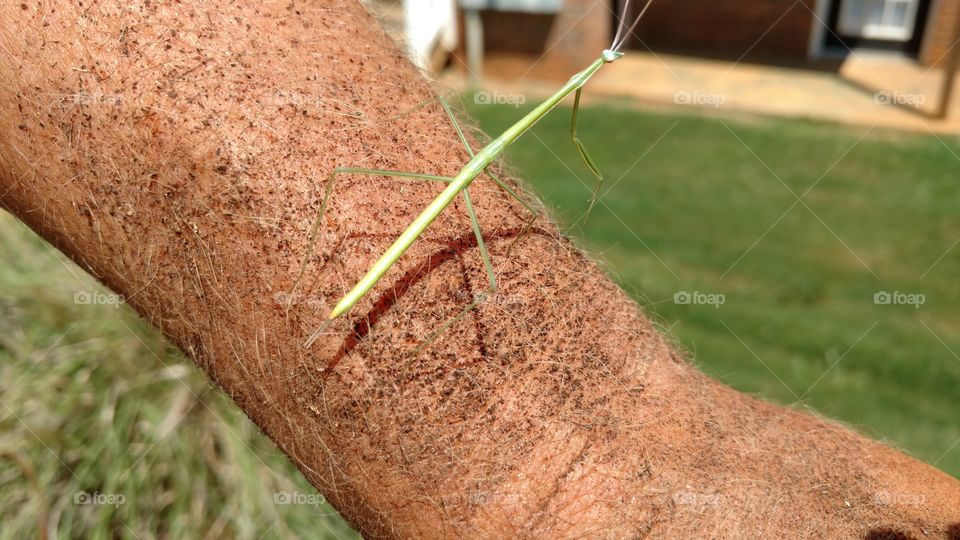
[
  {"left": 483, "top": 165, "right": 540, "bottom": 255},
  {"left": 439, "top": 96, "right": 532, "bottom": 207},
  {"left": 572, "top": 87, "right": 603, "bottom": 222},
  {"left": 290, "top": 168, "right": 454, "bottom": 306},
  {"left": 438, "top": 95, "right": 540, "bottom": 240},
  {"left": 411, "top": 187, "right": 497, "bottom": 356},
  {"left": 381, "top": 90, "right": 463, "bottom": 123}
]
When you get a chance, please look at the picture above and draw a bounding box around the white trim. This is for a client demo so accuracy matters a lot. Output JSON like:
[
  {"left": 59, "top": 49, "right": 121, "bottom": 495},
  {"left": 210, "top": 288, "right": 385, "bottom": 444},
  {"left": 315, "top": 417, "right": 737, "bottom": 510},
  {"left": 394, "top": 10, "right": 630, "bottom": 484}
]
[
  {"left": 808, "top": 0, "right": 834, "bottom": 59},
  {"left": 403, "top": 0, "right": 458, "bottom": 69}
]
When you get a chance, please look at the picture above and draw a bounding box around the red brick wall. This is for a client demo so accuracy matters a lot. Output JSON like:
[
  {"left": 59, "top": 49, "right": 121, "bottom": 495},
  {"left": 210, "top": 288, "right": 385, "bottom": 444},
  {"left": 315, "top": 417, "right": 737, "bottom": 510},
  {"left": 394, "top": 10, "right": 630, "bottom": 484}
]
[
  {"left": 624, "top": 0, "right": 818, "bottom": 60},
  {"left": 462, "top": 0, "right": 824, "bottom": 78},
  {"left": 538, "top": 0, "right": 611, "bottom": 69},
  {"left": 921, "top": 0, "right": 960, "bottom": 66}
]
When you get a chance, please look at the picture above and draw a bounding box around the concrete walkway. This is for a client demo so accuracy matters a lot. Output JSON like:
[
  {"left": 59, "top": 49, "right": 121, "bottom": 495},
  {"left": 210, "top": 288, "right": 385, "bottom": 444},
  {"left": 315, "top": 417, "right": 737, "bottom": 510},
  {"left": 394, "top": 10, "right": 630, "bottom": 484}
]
[{"left": 452, "top": 51, "right": 960, "bottom": 134}]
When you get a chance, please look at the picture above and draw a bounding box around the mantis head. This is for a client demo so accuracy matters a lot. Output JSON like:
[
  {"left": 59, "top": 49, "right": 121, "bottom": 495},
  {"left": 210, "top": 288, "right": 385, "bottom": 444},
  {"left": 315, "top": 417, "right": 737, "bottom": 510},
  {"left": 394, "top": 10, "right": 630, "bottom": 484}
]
[
  {"left": 601, "top": 49, "right": 624, "bottom": 63},
  {"left": 600, "top": 49, "right": 623, "bottom": 64}
]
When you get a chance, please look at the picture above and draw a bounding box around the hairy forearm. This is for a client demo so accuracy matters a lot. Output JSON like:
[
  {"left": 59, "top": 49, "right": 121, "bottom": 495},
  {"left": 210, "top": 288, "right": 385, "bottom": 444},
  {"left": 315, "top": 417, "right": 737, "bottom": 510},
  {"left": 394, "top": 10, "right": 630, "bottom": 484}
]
[
  {"left": 0, "top": 1, "right": 652, "bottom": 534},
  {"left": 1, "top": 1, "right": 958, "bottom": 538}
]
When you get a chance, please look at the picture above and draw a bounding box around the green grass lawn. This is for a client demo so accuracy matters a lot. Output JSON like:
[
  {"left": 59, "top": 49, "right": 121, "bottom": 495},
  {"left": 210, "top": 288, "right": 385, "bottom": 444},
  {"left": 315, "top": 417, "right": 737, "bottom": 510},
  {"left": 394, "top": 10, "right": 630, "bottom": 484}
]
[
  {"left": 467, "top": 98, "right": 960, "bottom": 479},
  {"left": 1, "top": 100, "right": 958, "bottom": 538},
  {"left": 0, "top": 225, "right": 357, "bottom": 538}
]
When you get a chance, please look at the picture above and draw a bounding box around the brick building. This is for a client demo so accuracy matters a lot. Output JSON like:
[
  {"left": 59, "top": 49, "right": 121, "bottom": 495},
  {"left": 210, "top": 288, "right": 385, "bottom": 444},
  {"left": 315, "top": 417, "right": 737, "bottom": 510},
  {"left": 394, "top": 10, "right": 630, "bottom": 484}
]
[
  {"left": 458, "top": 0, "right": 611, "bottom": 78},
  {"left": 922, "top": 0, "right": 960, "bottom": 65},
  {"left": 627, "top": 0, "right": 959, "bottom": 67},
  {"left": 471, "top": 0, "right": 959, "bottom": 71}
]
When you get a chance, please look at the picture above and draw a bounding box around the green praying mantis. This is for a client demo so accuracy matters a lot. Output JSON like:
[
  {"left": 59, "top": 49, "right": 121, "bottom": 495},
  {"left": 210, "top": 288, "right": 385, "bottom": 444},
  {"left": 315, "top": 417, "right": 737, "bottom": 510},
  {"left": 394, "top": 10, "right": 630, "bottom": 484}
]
[{"left": 296, "top": 0, "right": 654, "bottom": 350}]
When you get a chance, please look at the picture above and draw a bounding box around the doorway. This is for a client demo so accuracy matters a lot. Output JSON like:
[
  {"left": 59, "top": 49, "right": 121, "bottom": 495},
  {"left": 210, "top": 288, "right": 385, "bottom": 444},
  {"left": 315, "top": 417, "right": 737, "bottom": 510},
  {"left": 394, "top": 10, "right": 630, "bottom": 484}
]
[{"left": 825, "top": 0, "right": 933, "bottom": 54}]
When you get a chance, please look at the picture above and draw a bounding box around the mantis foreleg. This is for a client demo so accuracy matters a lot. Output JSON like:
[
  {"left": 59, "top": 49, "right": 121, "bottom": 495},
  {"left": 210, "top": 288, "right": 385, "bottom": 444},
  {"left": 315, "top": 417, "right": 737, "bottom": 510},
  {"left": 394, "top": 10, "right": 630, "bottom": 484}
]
[{"left": 572, "top": 87, "right": 603, "bottom": 221}]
